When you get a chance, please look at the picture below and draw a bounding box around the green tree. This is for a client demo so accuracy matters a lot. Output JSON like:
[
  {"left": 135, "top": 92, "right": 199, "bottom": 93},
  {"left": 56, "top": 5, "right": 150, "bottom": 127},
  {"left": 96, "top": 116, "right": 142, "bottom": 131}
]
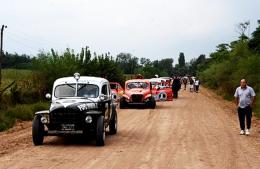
[
  {"left": 248, "top": 20, "right": 260, "bottom": 53},
  {"left": 178, "top": 52, "right": 185, "bottom": 67},
  {"left": 158, "top": 58, "right": 173, "bottom": 76},
  {"left": 116, "top": 53, "right": 139, "bottom": 74}
]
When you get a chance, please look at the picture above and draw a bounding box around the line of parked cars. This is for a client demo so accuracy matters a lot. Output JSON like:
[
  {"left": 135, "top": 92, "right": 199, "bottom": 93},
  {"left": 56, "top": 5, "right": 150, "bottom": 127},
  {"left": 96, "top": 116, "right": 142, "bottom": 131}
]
[
  {"left": 32, "top": 73, "right": 173, "bottom": 147},
  {"left": 115, "top": 76, "right": 173, "bottom": 108}
]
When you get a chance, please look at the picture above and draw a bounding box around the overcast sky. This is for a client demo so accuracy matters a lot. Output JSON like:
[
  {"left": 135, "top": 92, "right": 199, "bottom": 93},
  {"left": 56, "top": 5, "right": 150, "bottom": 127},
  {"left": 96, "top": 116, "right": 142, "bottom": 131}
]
[{"left": 1, "top": 0, "right": 259, "bottom": 62}]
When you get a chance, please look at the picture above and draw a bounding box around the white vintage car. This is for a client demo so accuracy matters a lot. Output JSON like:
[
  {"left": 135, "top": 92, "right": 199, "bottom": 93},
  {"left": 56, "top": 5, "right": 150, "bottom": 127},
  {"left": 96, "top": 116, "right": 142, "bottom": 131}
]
[{"left": 32, "top": 73, "right": 118, "bottom": 146}]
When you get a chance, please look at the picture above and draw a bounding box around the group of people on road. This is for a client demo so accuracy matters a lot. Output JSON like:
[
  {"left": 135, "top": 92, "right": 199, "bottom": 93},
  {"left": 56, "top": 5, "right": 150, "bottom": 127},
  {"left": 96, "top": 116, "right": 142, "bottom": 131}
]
[
  {"left": 180, "top": 76, "right": 200, "bottom": 93},
  {"left": 171, "top": 75, "right": 201, "bottom": 99}
]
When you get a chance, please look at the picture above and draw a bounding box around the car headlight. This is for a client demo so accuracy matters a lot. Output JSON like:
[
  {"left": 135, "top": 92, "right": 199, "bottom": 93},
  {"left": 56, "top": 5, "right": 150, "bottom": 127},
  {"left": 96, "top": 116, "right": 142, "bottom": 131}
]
[
  {"left": 41, "top": 116, "right": 48, "bottom": 124},
  {"left": 85, "top": 115, "right": 92, "bottom": 123}
]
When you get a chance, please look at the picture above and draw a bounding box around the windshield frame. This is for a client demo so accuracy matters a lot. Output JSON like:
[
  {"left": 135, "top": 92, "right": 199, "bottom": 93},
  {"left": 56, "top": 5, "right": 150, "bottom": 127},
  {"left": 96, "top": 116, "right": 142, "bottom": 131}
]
[{"left": 54, "top": 83, "right": 100, "bottom": 98}]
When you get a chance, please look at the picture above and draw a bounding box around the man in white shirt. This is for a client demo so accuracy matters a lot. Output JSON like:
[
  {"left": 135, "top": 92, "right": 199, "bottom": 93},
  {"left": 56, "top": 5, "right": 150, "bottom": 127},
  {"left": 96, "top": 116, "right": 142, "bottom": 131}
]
[
  {"left": 194, "top": 78, "right": 200, "bottom": 93},
  {"left": 234, "top": 79, "right": 256, "bottom": 135}
]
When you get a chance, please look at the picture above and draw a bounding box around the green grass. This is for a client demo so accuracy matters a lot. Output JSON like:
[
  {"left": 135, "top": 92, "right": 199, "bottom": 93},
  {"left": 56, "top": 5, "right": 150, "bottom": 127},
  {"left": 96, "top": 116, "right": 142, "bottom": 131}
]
[
  {"left": 0, "top": 69, "right": 47, "bottom": 131},
  {"left": 0, "top": 102, "right": 49, "bottom": 131},
  {"left": 1, "top": 69, "right": 32, "bottom": 92},
  {"left": 253, "top": 95, "right": 260, "bottom": 119},
  {"left": 2, "top": 69, "right": 32, "bottom": 80}
]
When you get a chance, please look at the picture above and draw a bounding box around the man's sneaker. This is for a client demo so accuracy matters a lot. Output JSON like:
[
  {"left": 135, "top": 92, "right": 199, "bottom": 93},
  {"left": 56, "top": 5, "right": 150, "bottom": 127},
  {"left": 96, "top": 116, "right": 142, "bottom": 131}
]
[
  {"left": 245, "top": 129, "right": 250, "bottom": 135},
  {"left": 240, "top": 130, "right": 245, "bottom": 135}
]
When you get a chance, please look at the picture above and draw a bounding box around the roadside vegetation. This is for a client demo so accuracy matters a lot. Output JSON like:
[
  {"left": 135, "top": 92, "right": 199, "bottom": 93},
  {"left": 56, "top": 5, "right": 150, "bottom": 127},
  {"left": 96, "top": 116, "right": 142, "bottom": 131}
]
[{"left": 198, "top": 21, "right": 260, "bottom": 118}]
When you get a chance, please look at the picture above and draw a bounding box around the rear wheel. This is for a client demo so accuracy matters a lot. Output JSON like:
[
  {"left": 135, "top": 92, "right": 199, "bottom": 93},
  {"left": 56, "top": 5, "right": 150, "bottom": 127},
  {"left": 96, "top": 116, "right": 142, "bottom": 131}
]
[
  {"left": 109, "top": 109, "right": 118, "bottom": 135},
  {"left": 149, "top": 97, "right": 156, "bottom": 109},
  {"left": 32, "top": 115, "right": 44, "bottom": 146},
  {"left": 96, "top": 115, "right": 105, "bottom": 146}
]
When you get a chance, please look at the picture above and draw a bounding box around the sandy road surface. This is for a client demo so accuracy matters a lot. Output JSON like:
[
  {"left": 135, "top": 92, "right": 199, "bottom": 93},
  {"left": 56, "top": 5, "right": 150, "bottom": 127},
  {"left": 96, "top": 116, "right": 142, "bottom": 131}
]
[{"left": 0, "top": 87, "right": 260, "bottom": 169}]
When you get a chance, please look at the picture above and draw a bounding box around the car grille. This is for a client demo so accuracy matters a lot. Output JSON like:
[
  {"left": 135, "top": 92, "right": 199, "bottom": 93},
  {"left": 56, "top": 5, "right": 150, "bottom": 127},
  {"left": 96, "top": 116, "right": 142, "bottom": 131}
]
[
  {"left": 131, "top": 94, "right": 143, "bottom": 103},
  {"left": 50, "top": 108, "right": 84, "bottom": 124}
]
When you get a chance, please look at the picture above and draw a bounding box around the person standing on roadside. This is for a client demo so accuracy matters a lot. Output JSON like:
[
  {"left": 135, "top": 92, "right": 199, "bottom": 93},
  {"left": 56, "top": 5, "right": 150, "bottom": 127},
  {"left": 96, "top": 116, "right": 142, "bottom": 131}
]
[
  {"left": 172, "top": 77, "right": 181, "bottom": 98},
  {"left": 234, "top": 79, "right": 256, "bottom": 135},
  {"left": 194, "top": 78, "right": 200, "bottom": 93}
]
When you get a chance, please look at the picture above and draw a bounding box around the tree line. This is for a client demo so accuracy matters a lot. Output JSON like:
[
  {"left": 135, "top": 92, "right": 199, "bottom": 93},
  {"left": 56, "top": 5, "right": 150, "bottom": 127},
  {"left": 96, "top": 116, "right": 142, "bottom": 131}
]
[{"left": 2, "top": 20, "right": 260, "bottom": 108}]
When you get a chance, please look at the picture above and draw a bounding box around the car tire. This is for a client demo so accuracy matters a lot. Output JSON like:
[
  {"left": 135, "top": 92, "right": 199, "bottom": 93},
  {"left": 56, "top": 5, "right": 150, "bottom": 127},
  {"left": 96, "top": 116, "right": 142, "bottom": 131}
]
[
  {"left": 149, "top": 97, "right": 156, "bottom": 109},
  {"left": 109, "top": 108, "right": 118, "bottom": 135},
  {"left": 32, "top": 115, "right": 44, "bottom": 146},
  {"left": 119, "top": 98, "right": 127, "bottom": 109},
  {"left": 96, "top": 115, "right": 105, "bottom": 146}
]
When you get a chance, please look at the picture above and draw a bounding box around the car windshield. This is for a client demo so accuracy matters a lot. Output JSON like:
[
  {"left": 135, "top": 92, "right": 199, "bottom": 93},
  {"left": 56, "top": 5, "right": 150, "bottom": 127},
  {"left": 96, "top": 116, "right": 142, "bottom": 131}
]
[
  {"left": 110, "top": 83, "right": 118, "bottom": 90},
  {"left": 127, "top": 82, "right": 148, "bottom": 89},
  {"left": 54, "top": 84, "right": 99, "bottom": 98}
]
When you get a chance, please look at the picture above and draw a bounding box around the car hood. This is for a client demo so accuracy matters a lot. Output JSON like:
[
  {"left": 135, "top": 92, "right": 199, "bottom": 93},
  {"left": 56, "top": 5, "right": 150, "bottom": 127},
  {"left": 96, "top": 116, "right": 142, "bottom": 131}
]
[
  {"left": 125, "top": 89, "right": 149, "bottom": 96},
  {"left": 50, "top": 98, "right": 98, "bottom": 112}
]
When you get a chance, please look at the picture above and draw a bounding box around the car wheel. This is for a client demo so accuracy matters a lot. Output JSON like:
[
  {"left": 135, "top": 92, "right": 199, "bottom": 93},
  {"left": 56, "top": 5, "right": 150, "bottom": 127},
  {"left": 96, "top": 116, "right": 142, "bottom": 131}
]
[
  {"left": 96, "top": 115, "right": 105, "bottom": 146},
  {"left": 32, "top": 115, "right": 44, "bottom": 146},
  {"left": 119, "top": 98, "right": 127, "bottom": 109},
  {"left": 149, "top": 97, "right": 156, "bottom": 109},
  {"left": 109, "top": 109, "right": 118, "bottom": 135}
]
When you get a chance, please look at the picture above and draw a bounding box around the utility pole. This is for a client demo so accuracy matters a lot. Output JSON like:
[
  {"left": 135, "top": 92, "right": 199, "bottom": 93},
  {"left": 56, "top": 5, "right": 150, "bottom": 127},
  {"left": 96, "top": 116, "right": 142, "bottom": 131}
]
[{"left": 0, "top": 25, "right": 7, "bottom": 89}]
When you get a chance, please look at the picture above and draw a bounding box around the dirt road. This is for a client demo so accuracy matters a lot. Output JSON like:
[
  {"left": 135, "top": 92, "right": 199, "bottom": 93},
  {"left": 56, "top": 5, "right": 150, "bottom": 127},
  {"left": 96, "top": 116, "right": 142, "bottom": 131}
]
[{"left": 1, "top": 87, "right": 260, "bottom": 169}]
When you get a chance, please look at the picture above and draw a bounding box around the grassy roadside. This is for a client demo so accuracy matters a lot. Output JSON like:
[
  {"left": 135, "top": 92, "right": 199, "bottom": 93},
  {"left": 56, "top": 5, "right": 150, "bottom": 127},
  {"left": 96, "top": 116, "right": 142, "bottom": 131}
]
[
  {"left": 1, "top": 69, "right": 32, "bottom": 91},
  {"left": 0, "top": 102, "right": 49, "bottom": 131},
  {"left": 0, "top": 69, "right": 49, "bottom": 131},
  {"left": 253, "top": 95, "right": 260, "bottom": 119},
  {"left": 207, "top": 86, "right": 260, "bottom": 119}
]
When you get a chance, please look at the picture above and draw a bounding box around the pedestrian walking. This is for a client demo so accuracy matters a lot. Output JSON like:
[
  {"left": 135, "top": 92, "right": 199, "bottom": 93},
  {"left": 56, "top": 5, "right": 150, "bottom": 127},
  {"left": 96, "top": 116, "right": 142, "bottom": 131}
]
[
  {"left": 234, "top": 79, "right": 256, "bottom": 135},
  {"left": 189, "top": 77, "right": 194, "bottom": 92},
  {"left": 182, "top": 76, "right": 188, "bottom": 90},
  {"left": 194, "top": 78, "right": 200, "bottom": 93}
]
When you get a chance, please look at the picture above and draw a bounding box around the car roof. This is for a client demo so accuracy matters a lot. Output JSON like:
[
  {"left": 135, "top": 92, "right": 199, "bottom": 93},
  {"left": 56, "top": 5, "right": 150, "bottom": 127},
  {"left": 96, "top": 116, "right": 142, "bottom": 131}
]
[
  {"left": 126, "top": 79, "right": 150, "bottom": 83},
  {"left": 54, "top": 76, "right": 108, "bottom": 86},
  {"left": 149, "top": 78, "right": 166, "bottom": 82}
]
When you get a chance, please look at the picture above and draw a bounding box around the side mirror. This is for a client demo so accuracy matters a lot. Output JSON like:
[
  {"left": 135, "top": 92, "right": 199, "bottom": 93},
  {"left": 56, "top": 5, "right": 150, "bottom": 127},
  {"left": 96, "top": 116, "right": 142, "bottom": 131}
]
[
  {"left": 112, "top": 93, "right": 117, "bottom": 101},
  {"left": 45, "top": 93, "right": 51, "bottom": 100},
  {"left": 99, "top": 94, "right": 107, "bottom": 101}
]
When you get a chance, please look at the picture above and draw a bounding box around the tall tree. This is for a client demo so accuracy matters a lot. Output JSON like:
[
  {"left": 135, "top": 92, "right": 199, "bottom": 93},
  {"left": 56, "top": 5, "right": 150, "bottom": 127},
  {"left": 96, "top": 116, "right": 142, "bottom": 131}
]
[
  {"left": 236, "top": 21, "right": 250, "bottom": 41},
  {"left": 158, "top": 58, "right": 173, "bottom": 76},
  {"left": 116, "top": 53, "right": 139, "bottom": 74},
  {"left": 178, "top": 52, "right": 185, "bottom": 67},
  {"left": 248, "top": 20, "right": 260, "bottom": 53}
]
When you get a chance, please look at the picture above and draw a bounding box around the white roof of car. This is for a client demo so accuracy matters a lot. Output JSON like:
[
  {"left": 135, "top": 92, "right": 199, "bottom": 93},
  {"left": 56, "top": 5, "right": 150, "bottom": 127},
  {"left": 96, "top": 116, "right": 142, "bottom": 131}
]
[
  {"left": 54, "top": 76, "right": 108, "bottom": 86},
  {"left": 149, "top": 78, "right": 166, "bottom": 83}
]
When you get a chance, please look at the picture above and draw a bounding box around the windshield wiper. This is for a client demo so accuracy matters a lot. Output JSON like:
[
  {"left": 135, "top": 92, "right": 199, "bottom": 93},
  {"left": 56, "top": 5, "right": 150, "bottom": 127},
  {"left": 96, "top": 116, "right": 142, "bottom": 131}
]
[
  {"left": 78, "top": 84, "right": 87, "bottom": 91},
  {"left": 65, "top": 82, "right": 75, "bottom": 89}
]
